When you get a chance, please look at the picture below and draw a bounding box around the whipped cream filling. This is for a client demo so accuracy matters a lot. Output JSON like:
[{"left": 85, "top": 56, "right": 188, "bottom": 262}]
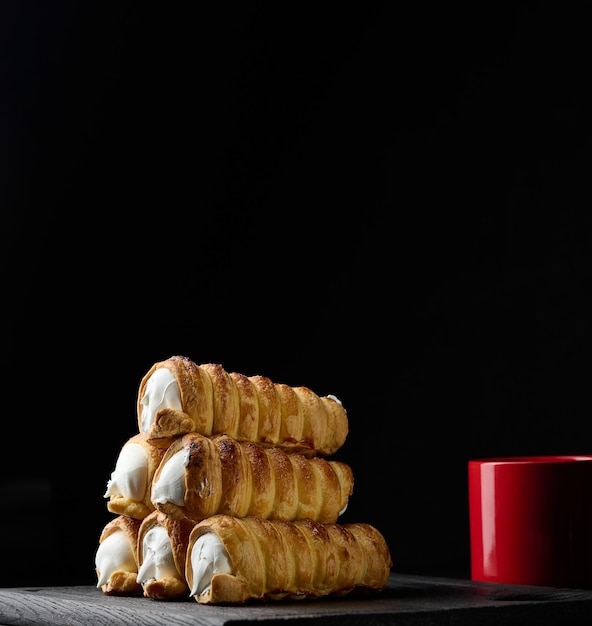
[
  {"left": 189, "top": 532, "right": 232, "bottom": 598},
  {"left": 136, "top": 526, "right": 179, "bottom": 585},
  {"left": 140, "top": 367, "right": 183, "bottom": 433},
  {"left": 95, "top": 529, "right": 137, "bottom": 587},
  {"left": 151, "top": 447, "right": 189, "bottom": 506},
  {"left": 104, "top": 443, "right": 149, "bottom": 501}
]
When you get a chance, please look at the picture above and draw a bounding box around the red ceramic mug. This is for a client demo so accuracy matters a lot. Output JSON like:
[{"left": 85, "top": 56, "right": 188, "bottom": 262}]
[{"left": 468, "top": 455, "right": 592, "bottom": 589}]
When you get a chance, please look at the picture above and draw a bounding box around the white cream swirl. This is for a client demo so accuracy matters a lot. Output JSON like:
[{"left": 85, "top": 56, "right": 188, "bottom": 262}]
[
  {"left": 104, "top": 442, "right": 149, "bottom": 501},
  {"left": 151, "top": 447, "right": 189, "bottom": 506},
  {"left": 189, "top": 532, "right": 232, "bottom": 598},
  {"left": 136, "top": 526, "right": 179, "bottom": 585},
  {"left": 140, "top": 367, "right": 183, "bottom": 433},
  {"left": 95, "top": 529, "right": 137, "bottom": 587}
]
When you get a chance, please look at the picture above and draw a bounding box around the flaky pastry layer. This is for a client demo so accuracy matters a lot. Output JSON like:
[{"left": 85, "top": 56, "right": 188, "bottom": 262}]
[
  {"left": 152, "top": 432, "right": 354, "bottom": 523},
  {"left": 186, "top": 515, "right": 393, "bottom": 604},
  {"left": 137, "top": 356, "right": 348, "bottom": 456}
]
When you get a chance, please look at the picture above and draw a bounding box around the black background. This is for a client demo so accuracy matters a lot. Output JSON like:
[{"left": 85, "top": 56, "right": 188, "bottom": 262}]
[{"left": 2, "top": 2, "right": 591, "bottom": 587}]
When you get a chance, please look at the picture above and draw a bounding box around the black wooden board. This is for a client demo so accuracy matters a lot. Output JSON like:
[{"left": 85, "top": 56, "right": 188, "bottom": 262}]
[{"left": 2, "top": 573, "right": 592, "bottom": 625}]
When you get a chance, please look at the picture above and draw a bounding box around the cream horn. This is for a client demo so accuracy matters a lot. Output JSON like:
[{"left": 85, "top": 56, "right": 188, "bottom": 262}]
[
  {"left": 136, "top": 510, "right": 196, "bottom": 600},
  {"left": 137, "top": 355, "right": 348, "bottom": 456},
  {"left": 95, "top": 515, "right": 143, "bottom": 596},
  {"left": 151, "top": 432, "right": 354, "bottom": 523},
  {"left": 185, "top": 515, "right": 393, "bottom": 604},
  {"left": 104, "top": 432, "right": 167, "bottom": 520}
]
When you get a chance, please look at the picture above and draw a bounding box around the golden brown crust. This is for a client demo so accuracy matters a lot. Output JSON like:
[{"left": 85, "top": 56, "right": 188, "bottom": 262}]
[
  {"left": 276, "top": 383, "right": 304, "bottom": 444},
  {"left": 310, "top": 457, "right": 343, "bottom": 523},
  {"left": 137, "top": 356, "right": 348, "bottom": 456},
  {"left": 137, "top": 510, "right": 197, "bottom": 600},
  {"left": 217, "top": 434, "right": 252, "bottom": 517},
  {"left": 264, "top": 446, "right": 298, "bottom": 520},
  {"left": 102, "top": 570, "right": 143, "bottom": 596},
  {"left": 186, "top": 515, "right": 393, "bottom": 604},
  {"left": 293, "top": 387, "right": 327, "bottom": 456},
  {"left": 199, "top": 363, "right": 241, "bottom": 437},
  {"left": 151, "top": 433, "right": 354, "bottom": 524},
  {"left": 139, "top": 578, "right": 188, "bottom": 601},
  {"left": 97, "top": 515, "right": 143, "bottom": 596},
  {"left": 105, "top": 433, "right": 166, "bottom": 520},
  {"left": 228, "top": 371, "right": 259, "bottom": 441},
  {"left": 248, "top": 374, "right": 281, "bottom": 445},
  {"left": 242, "top": 441, "right": 274, "bottom": 518}
]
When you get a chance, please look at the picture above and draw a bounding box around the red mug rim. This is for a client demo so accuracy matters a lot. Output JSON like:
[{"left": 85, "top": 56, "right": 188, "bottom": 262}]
[{"left": 469, "top": 455, "right": 592, "bottom": 465}]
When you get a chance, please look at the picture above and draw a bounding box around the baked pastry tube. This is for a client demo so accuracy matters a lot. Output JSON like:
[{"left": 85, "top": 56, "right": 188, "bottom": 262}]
[
  {"left": 151, "top": 432, "right": 354, "bottom": 523},
  {"left": 137, "top": 355, "right": 348, "bottom": 456},
  {"left": 136, "top": 510, "right": 196, "bottom": 600},
  {"left": 185, "top": 515, "right": 393, "bottom": 604},
  {"left": 95, "top": 515, "right": 143, "bottom": 596},
  {"left": 104, "top": 433, "right": 167, "bottom": 520}
]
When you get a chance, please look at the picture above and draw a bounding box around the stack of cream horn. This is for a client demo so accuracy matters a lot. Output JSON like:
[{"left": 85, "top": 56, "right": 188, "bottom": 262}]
[{"left": 95, "top": 355, "right": 392, "bottom": 604}]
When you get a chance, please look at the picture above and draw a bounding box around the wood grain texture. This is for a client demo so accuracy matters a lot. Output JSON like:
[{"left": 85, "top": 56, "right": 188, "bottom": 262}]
[{"left": 2, "top": 574, "right": 592, "bottom": 625}]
